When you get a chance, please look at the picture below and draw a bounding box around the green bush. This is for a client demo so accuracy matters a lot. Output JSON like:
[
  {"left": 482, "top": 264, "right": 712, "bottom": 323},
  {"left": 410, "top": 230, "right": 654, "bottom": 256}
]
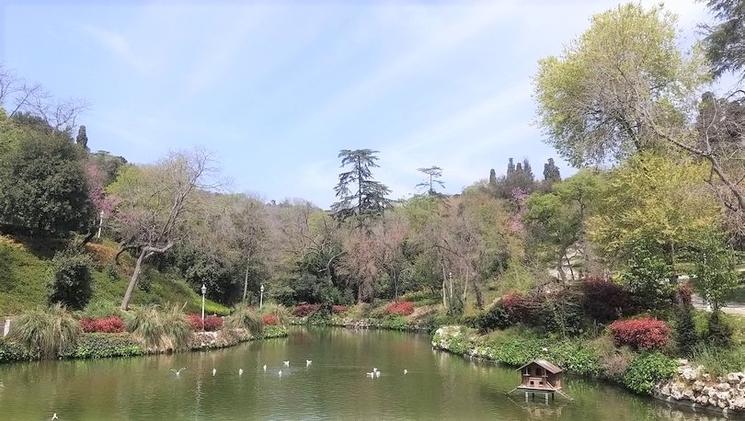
[
  {"left": 548, "top": 341, "right": 600, "bottom": 376},
  {"left": 10, "top": 303, "right": 81, "bottom": 358},
  {"left": 706, "top": 310, "right": 733, "bottom": 347},
  {"left": 490, "top": 337, "right": 545, "bottom": 366},
  {"left": 62, "top": 333, "right": 143, "bottom": 359},
  {"left": 675, "top": 303, "right": 697, "bottom": 356},
  {"left": 261, "top": 325, "right": 288, "bottom": 339},
  {"left": 380, "top": 314, "right": 408, "bottom": 330},
  {"left": 622, "top": 352, "right": 677, "bottom": 395},
  {"left": 472, "top": 304, "right": 511, "bottom": 333},
  {"left": 0, "top": 338, "right": 32, "bottom": 363},
  {"left": 48, "top": 250, "right": 93, "bottom": 310}
]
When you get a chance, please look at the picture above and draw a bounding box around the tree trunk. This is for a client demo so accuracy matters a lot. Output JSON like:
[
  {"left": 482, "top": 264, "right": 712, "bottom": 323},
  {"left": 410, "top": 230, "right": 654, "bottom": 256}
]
[
  {"left": 242, "top": 262, "right": 250, "bottom": 303},
  {"left": 557, "top": 254, "right": 567, "bottom": 284},
  {"left": 120, "top": 242, "right": 174, "bottom": 311},
  {"left": 564, "top": 254, "right": 575, "bottom": 281},
  {"left": 121, "top": 249, "right": 147, "bottom": 310}
]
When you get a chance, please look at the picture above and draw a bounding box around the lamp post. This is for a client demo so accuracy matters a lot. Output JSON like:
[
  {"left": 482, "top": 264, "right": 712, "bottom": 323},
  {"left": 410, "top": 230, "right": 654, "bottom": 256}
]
[
  {"left": 260, "top": 284, "right": 264, "bottom": 309},
  {"left": 96, "top": 210, "right": 104, "bottom": 239},
  {"left": 201, "top": 283, "right": 207, "bottom": 331}
]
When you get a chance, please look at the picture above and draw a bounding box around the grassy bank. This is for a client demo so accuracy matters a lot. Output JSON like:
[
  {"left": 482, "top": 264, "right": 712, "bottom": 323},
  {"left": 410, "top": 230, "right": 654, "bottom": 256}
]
[
  {"left": 432, "top": 325, "right": 678, "bottom": 395},
  {"left": 0, "top": 235, "right": 230, "bottom": 317},
  {"left": 0, "top": 325, "right": 288, "bottom": 364}
]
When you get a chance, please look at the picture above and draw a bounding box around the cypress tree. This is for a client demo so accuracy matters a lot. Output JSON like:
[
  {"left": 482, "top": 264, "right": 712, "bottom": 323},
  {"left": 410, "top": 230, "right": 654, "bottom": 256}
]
[{"left": 76, "top": 125, "right": 88, "bottom": 150}]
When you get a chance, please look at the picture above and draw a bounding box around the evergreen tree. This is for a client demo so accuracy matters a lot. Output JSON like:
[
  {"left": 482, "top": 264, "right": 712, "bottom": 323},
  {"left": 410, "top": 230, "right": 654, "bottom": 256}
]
[
  {"left": 416, "top": 166, "right": 445, "bottom": 196},
  {"left": 489, "top": 168, "right": 497, "bottom": 187},
  {"left": 543, "top": 158, "right": 561, "bottom": 183},
  {"left": 332, "top": 149, "right": 391, "bottom": 219},
  {"left": 76, "top": 125, "right": 88, "bottom": 150},
  {"left": 522, "top": 158, "right": 534, "bottom": 179}
]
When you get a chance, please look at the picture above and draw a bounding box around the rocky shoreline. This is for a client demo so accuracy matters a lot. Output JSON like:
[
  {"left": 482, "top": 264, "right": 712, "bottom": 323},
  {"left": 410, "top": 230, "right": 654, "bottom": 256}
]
[
  {"left": 431, "top": 325, "right": 744, "bottom": 417},
  {"left": 657, "top": 361, "right": 745, "bottom": 416}
]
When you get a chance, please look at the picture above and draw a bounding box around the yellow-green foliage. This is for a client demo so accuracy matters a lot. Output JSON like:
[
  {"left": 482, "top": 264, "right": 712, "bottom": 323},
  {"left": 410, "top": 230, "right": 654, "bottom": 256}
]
[{"left": 589, "top": 153, "right": 721, "bottom": 261}]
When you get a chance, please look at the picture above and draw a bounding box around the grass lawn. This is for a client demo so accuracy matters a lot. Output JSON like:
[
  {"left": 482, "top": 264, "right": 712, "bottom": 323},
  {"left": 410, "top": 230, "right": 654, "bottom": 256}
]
[{"left": 0, "top": 235, "right": 230, "bottom": 317}]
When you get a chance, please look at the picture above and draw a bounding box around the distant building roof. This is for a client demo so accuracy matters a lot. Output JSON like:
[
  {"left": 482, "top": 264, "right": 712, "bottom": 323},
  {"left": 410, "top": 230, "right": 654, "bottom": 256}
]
[{"left": 517, "top": 359, "right": 563, "bottom": 374}]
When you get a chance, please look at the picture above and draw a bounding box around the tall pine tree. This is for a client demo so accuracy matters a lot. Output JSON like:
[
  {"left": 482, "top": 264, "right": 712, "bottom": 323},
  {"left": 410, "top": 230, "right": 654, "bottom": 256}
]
[
  {"left": 416, "top": 166, "right": 445, "bottom": 196},
  {"left": 332, "top": 149, "right": 391, "bottom": 219}
]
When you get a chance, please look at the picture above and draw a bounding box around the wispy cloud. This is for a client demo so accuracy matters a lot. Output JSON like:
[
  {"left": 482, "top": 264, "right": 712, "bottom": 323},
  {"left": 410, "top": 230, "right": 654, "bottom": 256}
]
[
  {"left": 287, "top": 2, "right": 517, "bottom": 138},
  {"left": 81, "top": 25, "right": 152, "bottom": 76}
]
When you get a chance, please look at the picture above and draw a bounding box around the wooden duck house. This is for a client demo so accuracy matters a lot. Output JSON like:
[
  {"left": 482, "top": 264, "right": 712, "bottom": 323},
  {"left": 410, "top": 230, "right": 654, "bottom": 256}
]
[
  {"left": 509, "top": 359, "right": 572, "bottom": 402},
  {"left": 518, "top": 359, "right": 563, "bottom": 391}
]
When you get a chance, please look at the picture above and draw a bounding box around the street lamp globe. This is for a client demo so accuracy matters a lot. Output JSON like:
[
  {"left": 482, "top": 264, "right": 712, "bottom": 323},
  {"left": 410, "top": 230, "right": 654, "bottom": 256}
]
[{"left": 201, "top": 284, "right": 207, "bottom": 295}]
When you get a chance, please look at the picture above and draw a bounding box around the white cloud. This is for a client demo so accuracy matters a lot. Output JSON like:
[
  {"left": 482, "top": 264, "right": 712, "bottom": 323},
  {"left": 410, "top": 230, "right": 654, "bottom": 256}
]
[{"left": 81, "top": 25, "right": 152, "bottom": 76}]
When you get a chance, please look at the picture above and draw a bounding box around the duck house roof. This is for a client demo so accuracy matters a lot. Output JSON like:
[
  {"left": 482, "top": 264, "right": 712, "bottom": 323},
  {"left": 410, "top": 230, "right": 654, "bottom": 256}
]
[{"left": 517, "top": 359, "right": 563, "bottom": 374}]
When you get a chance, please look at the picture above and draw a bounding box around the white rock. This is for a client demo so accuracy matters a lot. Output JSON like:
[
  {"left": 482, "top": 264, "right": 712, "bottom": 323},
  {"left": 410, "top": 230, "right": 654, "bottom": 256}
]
[
  {"left": 717, "top": 382, "right": 732, "bottom": 392},
  {"left": 692, "top": 380, "right": 705, "bottom": 392},
  {"left": 732, "top": 397, "right": 745, "bottom": 411}
]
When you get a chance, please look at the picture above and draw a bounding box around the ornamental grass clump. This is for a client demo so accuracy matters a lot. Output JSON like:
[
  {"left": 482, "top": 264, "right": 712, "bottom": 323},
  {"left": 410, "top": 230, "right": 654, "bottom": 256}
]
[
  {"left": 225, "top": 306, "right": 264, "bottom": 335},
  {"left": 126, "top": 305, "right": 191, "bottom": 352},
  {"left": 10, "top": 303, "right": 81, "bottom": 358}
]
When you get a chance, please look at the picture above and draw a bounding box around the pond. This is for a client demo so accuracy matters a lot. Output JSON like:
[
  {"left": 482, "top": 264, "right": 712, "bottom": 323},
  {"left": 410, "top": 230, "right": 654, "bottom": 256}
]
[{"left": 0, "top": 327, "right": 727, "bottom": 420}]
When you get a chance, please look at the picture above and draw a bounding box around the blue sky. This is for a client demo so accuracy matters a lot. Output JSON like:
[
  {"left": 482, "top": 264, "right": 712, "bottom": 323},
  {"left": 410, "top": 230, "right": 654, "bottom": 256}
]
[{"left": 0, "top": 0, "right": 710, "bottom": 207}]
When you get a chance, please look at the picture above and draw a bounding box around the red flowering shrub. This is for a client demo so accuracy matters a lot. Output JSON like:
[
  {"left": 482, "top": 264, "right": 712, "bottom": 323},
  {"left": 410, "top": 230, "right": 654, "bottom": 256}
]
[
  {"left": 385, "top": 301, "right": 415, "bottom": 316},
  {"left": 582, "top": 278, "right": 632, "bottom": 323},
  {"left": 609, "top": 317, "right": 670, "bottom": 351},
  {"left": 186, "top": 314, "right": 223, "bottom": 331},
  {"left": 80, "top": 316, "right": 125, "bottom": 333},
  {"left": 262, "top": 314, "right": 279, "bottom": 326},
  {"left": 332, "top": 305, "right": 348, "bottom": 314},
  {"left": 293, "top": 303, "right": 320, "bottom": 317},
  {"left": 500, "top": 292, "right": 541, "bottom": 324}
]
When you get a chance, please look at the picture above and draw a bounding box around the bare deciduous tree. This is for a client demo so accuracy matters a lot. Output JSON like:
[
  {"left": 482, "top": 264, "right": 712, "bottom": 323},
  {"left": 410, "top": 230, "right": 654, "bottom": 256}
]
[{"left": 109, "top": 149, "right": 212, "bottom": 310}]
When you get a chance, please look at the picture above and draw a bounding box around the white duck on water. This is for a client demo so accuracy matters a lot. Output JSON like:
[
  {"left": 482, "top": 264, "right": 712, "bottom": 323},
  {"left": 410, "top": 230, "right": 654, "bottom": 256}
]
[{"left": 170, "top": 368, "right": 187, "bottom": 377}]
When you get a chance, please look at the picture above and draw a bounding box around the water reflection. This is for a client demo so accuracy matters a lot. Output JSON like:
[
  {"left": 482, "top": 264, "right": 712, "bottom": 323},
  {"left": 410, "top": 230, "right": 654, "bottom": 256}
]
[{"left": 0, "top": 327, "right": 732, "bottom": 420}]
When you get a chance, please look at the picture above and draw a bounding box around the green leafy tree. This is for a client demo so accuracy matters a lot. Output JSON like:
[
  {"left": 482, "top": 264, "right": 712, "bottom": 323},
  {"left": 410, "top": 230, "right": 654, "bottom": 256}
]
[
  {"left": 535, "top": 3, "right": 707, "bottom": 166},
  {"left": 621, "top": 239, "right": 675, "bottom": 311},
  {"left": 526, "top": 170, "right": 601, "bottom": 280},
  {"left": 0, "top": 120, "right": 93, "bottom": 234},
  {"left": 693, "top": 234, "right": 739, "bottom": 312},
  {"left": 332, "top": 149, "right": 391, "bottom": 219},
  {"left": 48, "top": 249, "right": 93, "bottom": 310},
  {"left": 589, "top": 153, "right": 720, "bottom": 267},
  {"left": 525, "top": 192, "right": 581, "bottom": 282}
]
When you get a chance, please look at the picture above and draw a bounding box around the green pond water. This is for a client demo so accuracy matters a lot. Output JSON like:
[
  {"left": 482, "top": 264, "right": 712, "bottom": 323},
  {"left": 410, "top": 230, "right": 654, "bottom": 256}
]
[{"left": 0, "top": 327, "right": 729, "bottom": 420}]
